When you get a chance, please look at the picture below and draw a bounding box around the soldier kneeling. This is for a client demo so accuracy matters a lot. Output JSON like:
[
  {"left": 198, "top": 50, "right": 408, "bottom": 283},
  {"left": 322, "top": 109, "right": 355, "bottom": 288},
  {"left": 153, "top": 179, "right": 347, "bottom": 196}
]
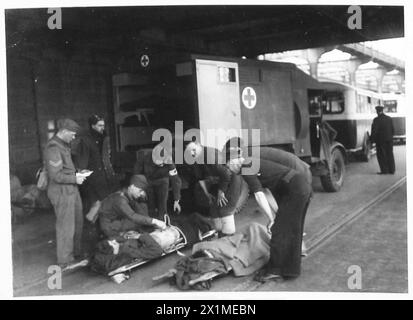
[{"left": 98, "top": 174, "right": 167, "bottom": 239}]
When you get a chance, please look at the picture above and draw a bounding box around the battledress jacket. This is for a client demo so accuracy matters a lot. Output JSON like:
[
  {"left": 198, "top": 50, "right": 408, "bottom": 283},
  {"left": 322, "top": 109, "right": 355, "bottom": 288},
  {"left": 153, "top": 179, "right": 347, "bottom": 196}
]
[
  {"left": 44, "top": 136, "right": 78, "bottom": 202},
  {"left": 133, "top": 150, "right": 182, "bottom": 201},
  {"left": 98, "top": 191, "right": 154, "bottom": 237}
]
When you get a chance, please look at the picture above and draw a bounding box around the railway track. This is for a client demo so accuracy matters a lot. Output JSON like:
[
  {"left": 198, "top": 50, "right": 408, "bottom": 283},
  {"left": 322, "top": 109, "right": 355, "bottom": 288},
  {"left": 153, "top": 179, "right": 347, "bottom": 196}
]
[{"left": 231, "top": 175, "right": 407, "bottom": 292}]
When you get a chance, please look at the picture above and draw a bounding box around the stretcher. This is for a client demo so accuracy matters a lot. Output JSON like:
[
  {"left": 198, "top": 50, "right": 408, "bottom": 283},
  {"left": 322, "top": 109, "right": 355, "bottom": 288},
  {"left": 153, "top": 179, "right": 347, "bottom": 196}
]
[
  {"left": 151, "top": 237, "right": 309, "bottom": 290},
  {"left": 108, "top": 214, "right": 217, "bottom": 283},
  {"left": 151, "top": 249, "right": 233, "bottom": 290}
]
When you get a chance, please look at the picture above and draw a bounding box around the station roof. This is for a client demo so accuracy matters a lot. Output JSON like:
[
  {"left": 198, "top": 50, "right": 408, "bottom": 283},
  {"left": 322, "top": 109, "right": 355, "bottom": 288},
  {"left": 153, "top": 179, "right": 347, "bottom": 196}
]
[{"left": 6, "top": 5, "right": 404, "bottom": 58}]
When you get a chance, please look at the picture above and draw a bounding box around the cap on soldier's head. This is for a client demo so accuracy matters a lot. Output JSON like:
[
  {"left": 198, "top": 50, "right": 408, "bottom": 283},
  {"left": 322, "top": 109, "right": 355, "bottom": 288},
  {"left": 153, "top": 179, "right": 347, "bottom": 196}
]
[
  {"left": 130, "top": 174, "right": 148, "bottom": 191},
  {"left": 57, "top": 118, "right": 81, "bottom": 133},
  {"left": 375, "top": 105, "right": 384, "bottom": 110}
]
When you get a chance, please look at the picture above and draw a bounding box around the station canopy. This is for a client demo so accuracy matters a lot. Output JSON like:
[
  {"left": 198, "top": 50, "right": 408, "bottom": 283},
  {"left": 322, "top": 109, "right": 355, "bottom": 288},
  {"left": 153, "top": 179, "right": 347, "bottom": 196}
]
[{"left": 6, "top": 6, "right": 404, "bottom": 59}]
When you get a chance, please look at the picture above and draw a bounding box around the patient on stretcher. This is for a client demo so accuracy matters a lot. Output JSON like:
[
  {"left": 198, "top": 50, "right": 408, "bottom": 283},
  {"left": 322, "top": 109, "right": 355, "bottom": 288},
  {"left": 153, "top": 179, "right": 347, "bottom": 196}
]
[
  {"left": 123, "top": 227, "right": 181, "bottom": 251},
  {"left": 90, "top": 232, "right": 164, "bottom": 274},
  {"left": 90, "top": 172, "right": 216, "bottom": 276},
  {"left": 90, "top": 212, "right": 215, "bottom": 275}
]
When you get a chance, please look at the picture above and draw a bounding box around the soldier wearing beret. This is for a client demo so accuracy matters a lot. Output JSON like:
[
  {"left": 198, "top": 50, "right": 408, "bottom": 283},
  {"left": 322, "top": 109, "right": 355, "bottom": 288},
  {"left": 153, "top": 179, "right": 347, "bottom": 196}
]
[
  {"left": 371, "top": 105, "right": 395, "bottom": 174},
  {"left": 44, "top": 118, "right": 86, "bottom": 267}
]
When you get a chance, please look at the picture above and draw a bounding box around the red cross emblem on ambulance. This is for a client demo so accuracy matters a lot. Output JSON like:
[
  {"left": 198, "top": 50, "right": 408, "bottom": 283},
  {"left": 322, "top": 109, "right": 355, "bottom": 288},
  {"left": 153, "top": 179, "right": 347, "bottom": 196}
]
[{"left": 242, "top": 87, "right": 257, "bottom": 109}]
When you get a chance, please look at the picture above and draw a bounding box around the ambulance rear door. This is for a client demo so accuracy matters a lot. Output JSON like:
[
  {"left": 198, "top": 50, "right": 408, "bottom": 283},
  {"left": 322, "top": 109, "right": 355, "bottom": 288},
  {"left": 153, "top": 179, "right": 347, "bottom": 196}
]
[{"left": 195, "top": 59, "right": 242, "bottom": 150}]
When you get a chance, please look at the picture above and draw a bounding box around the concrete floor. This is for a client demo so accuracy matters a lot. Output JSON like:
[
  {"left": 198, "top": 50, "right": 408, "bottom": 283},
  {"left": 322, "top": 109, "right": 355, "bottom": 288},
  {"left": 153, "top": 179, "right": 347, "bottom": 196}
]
[
  {"left": 12, "top": 145, "right": 407, "bottom": 296},
  {"left": 256, "top": 182, "right": 407, "bottom": 293}
]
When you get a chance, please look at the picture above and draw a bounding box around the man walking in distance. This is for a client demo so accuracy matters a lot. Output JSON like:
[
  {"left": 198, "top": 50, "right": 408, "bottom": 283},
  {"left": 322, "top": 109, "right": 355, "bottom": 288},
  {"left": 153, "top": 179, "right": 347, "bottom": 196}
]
[
  {"left": 371, "top": 105, "right": 395, "bottom": 174},
  {"left": 44, "top": 119, "right": 87, "bottom": 267}
]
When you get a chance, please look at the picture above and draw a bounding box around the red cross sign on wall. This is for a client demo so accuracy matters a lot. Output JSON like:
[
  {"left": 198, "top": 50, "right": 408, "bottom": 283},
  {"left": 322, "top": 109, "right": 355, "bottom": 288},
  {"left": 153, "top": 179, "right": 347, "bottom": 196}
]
[
  {"left": 242, "top": 86, "right": 257, "bottom": 109},
  {"left": 140, "top": 54, "right": 150, "bottom": 68}
]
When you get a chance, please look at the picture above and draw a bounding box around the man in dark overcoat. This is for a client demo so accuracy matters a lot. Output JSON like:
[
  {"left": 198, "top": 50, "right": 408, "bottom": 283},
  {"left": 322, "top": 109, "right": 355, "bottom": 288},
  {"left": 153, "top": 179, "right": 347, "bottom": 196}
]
[{"left": 371, "top": 105, "right": 395, "bottom": 174}]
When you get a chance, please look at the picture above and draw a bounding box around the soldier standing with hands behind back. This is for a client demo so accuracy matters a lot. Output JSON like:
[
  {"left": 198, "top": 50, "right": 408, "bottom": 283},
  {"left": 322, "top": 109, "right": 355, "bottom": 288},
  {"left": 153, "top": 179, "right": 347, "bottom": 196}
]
[{"left": 44, "top": 119, "right": 88, "bottom": 268}]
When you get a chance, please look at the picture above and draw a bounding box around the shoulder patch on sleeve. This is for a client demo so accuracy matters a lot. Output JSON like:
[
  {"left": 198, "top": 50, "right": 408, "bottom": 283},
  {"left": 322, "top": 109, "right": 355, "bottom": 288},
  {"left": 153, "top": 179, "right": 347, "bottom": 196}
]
[
  {"left": 169, "top": 168, "right": 178, "bottom": 176},
  {"left": 49, "top": 159, "right": 63, "bottom": 167}
]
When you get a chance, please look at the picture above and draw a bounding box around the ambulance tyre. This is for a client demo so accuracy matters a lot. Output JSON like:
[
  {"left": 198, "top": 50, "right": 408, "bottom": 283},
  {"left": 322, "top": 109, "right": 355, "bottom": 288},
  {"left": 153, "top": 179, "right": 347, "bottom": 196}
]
[
  {"left": 359, "top": 134, "right": 371, "bottom": 162},
  {"left": 320, "top": 148, "right": 345, "bottom": 192}
]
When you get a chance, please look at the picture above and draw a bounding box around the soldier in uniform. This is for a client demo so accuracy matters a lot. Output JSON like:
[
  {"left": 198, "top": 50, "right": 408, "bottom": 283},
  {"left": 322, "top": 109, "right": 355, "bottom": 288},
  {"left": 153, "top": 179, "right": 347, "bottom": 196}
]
[
  {"left": 371, "top": 105, "right": 395, "bottom": 174},
  {"left": 98, "top": 174, "right": 167, "bottom": 238},
  {"left": 134, "top": 145, "right": 182, "bottom": 219},
  {"left": 72, "top": 114, "right": 116, "bottom": 222},
  {"left": 223, "top": 139, "right": 312, "bottom": 282},
  {"left": 184, "top": 141, "right": 246, "bottom": 237},
  {"left": 44, "top": 119, "right": 87, "bottom": 267},
  {"left": 249, "top": 146, "right": 313, "bottom": 185}
]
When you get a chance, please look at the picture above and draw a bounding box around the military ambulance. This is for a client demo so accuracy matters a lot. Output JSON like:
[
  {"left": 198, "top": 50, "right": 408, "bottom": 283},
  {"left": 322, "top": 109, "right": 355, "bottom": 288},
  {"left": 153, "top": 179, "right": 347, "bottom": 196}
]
[{"left": 112, "top": 54, "right": 347, "bottom": 192}]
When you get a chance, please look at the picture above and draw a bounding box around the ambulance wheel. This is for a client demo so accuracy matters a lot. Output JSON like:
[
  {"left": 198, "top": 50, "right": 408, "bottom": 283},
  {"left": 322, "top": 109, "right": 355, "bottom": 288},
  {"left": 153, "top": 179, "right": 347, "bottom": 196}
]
[
  {"left": 320, "top": 148, "right": 345, "bottom": 192},
  {"left": 359, "top": 136, "right": 371, "bottom": 162}
]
